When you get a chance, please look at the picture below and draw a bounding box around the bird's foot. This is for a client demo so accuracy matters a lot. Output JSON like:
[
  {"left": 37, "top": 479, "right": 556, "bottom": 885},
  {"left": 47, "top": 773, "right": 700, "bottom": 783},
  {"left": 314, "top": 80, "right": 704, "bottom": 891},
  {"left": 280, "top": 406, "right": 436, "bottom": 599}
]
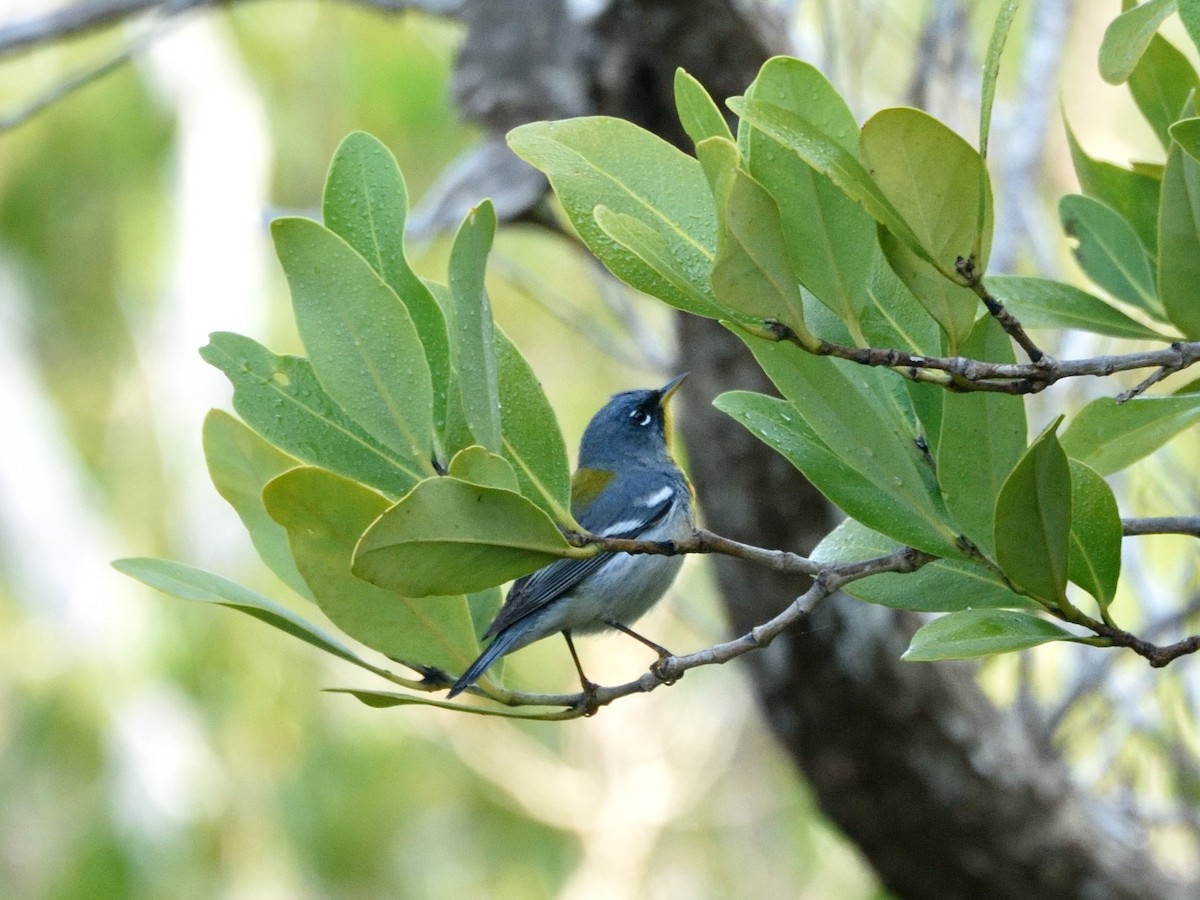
[
  {"left": 574, "top": 678, "right": 601, "bottom": 716},
  {"left": 650, "top": 654, "right": 681, "bottom": 686}
]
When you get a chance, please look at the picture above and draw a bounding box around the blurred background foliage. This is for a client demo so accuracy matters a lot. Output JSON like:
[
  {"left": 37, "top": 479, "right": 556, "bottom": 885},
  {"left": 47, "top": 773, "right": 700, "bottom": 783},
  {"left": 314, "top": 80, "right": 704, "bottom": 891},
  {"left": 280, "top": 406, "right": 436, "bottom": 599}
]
[{"left": 0, "top": 1, "right": 1197, "bottom": 897}]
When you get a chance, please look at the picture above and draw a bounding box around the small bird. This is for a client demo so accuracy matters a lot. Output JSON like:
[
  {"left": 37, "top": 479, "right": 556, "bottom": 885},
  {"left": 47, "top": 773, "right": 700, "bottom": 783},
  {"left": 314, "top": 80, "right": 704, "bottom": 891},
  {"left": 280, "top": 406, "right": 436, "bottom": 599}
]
[{"left": 448, "top": 374, "right": 694, "bottom": 700}]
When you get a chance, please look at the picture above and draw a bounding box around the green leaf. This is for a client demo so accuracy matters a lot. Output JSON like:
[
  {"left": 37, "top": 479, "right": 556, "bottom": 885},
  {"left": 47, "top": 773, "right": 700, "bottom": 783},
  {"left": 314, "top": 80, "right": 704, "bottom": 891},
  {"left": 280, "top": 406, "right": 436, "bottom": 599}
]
[
  {"left": 1159, "top": 132, "right": 1200, "bottom": 338},
  {"left": 508, "top": 117, "right": 721, "bottom": 317},
  {"left": 937, "top": 315, "right": 1027, "bottom": 556},
  {"left": 1129, "top": 34, "right": 1199, "bottom": 148},
  {"left": 987, "top": 276, "right": 1173, "bottom": 340},
  {"left": 716, "top": 391, "right": 926, "bottom": 549},
  {"left": 1099, "top": 0, "right": 1178, "bottom": 84},
  {"left": 858, "top": 251, "right": 943, "bottom": 356},
  {"left": 201, "top": 410, "right": 312, "bottom": 600},
  {"left": 739, "top": 58, "right": 874, "bottom": 330},
  {"left": 1172, "top": 117, "right": 1200, "bottom": 163},
  {"left": 448, "top": 445, "right": 520, "bottom": 492},
  {"left": 902, "top": 609, "right": 1075, "bottom": 661},
  {"left": 728, "top": 96, "right": 934, "bottom": 267},
  {"left": 1059, "top": 194, "right": 1161, "bottom": 316},
  {"left": 200, "top": 332, "right": 419, "bottom": 495},
  {"left": 467, "top": 586, "right": 503, "bottom": 641},
  {"left": 813, "top": 519, "right": 1036, "bottom": 612},
  {"left": 860, "top": 108, "right": 992, "bottom": 348},
  {"left": 494, "top": 327, "right": 573, "bottom": 524},
  {"left": 674, "top": 68, "right": 733, "bottom": 145},
  {"left": 1065, "top": 120, "right": 1161, "bottom": 254},
  {"left": 592, "top": 205, "right": 723, "bottom": 317},
  {"left": 271, "top": 217, "right": 435, "bottom": 475},
  {"left": 263, "top": 467, "right": 480, "bottom": 673},
  {"left": 322, "top": 131, "right": 452, "bottom": 436},
  {"left": 112, "top": 557, "right": 390, "bottom": 677},
  {"left": 353, "top": 476, "right": 578, "bottom": 597},
  {"left": 448, "top": 201, "right": 502, "bottom": 453},
  {"left": 1067, "top": 461, "right": 1122, "bottom": 612},
  {"left": 702, "top": 139, "right": 806, "bottom": 328},
  {"left": 1182, "top": 0, "right": 1200, "bottom": 55},
  {"left": 994, "top": 418, "right": 1072, "bottom": 607},
  {"left": 715, "top": 379, "right": 958, "bottom": 557},
  {"left": 1060, "top": 391, "right": 1200, "bottom": 475},
  {"left": 980, "top": 1, "right": 1023, "bottom": 159}
]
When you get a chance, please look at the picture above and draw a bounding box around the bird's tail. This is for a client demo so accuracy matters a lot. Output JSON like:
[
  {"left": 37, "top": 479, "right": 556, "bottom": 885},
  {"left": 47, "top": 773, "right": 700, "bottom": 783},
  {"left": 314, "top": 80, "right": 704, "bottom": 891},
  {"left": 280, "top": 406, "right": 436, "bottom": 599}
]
[{"left": 447, "top": 627, "right": 523, "bottom": 698}]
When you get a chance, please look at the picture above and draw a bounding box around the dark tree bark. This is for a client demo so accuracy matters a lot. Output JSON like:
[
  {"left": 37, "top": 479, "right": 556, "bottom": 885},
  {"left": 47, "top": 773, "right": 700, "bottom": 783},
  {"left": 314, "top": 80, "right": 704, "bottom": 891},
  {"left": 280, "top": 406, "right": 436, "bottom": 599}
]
[{"left": 434, "top": 1, "right": 1193, "bottom": 897}]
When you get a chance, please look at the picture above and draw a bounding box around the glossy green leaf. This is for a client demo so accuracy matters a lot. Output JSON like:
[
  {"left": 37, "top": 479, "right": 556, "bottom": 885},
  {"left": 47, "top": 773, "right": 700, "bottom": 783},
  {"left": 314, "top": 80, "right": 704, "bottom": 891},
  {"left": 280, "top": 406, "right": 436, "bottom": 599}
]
[
  {"left": 353, "top": 476, "right": 578, "bottom": 597},
  {"left": 1065, "top": 120, "right": 1161, "bottom": 253},
  {"left": 858, "top": 250, "right": 943, "bottom": 355},
  {"left": 448, "top": 445, "right": 520, "bottom": 492},
  {"left": 716, "top": 352, "right": 958, "bottom": 558},
  {"left": 508, "top": 117, "right": 721, "bottom": 317},
  {"left": 728, "top": 96, "right": 933, "bottom": 267},
  {"left": 263, "top": 467, "right": 480, "bottom": 673},
  {"left": 903, "top": 609, "right": 1075, "bottom": 661},
  {"left": 980, "top": 1, "right": 1022, "bottom": 158},
  {"left": 200, "top": 332, "right": 419, "bottom": 495},
  {"left": 201, "top": 410, "right": 312, "bottom": 600},
  {"left": 703, "top": 139, "right": 806, "bottom": 327},
  {"left": 937, "top": 315, "right": 1026, "bottom": 556},
  {"left": 1067, "top": 461, "right": 1122, "bottom": 612},
  {"left": 1099, "top": 0, "right": 1178, "bottom": 84},
  {"left": 1129, "top": 34, "right": 1199, "bottom": 148},
  {"left": 987, "top": 276, "right": 1172, "bottom": 340},
  {"left": 1059, "top": 194, "right": 1161, "bottom": 315},
  {"left": 1172, "top": 117, "right": 1200, "bottom": 163},
  {"left": 1060, "top": 391, "right": 1200, "bottom": 474},
  {"left": 860, "top": 108, "right": 992, "bottom": 348},
  {"left": 674, "top": 67, "right": 732, "bottom": 146},
  {"left": 449, "top": 201, "right": 502, "bottom": 453},
  {"left": 739, "top": 58, "right": 874, "bottom": 329},
  {"left": 715, "top": 391, "right": 926, "bottom": 548},
  {"left": 592, "top": 205, "right": 723, "bottom": 317},
  {"left": 813, "top": 519, "right": 1036, "bottom": 612},
  {"left": 272, "top": 217, "right": 435, "bottom": 475},
  {"left": 495, "top": 327, "right": 573, "bottom": 524},
  {"left": 112, "top": 557, "right": 390, "bottom": 677},
  {"left": 1182, "top": 0, "right": 1200, "bottom": 55},
  {"left": 1159, "top": 133, "right": 1200, "bottom": 338},
  {"left": 994, "top": 419, "right": 1072, "bottom": 607},
  {"left": 467, "top": 586, "right": 503, "bottom": 641},
  {"left": 322, "top": 131, "right": 451, "bottom": 435}
]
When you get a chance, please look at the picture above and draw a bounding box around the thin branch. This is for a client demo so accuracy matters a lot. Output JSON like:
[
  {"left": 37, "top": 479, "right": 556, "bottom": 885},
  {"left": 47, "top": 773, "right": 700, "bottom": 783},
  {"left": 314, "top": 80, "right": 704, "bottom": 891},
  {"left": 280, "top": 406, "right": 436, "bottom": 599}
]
[
  {"left": 0, "top": 0, "right": 195, "bottom": 56},
  {"left": 440, "top": 519, "right": 1200, "bottom": 717},
  {"left": 957, "top": 256, "right": 1046, "bottom": 362},
  {"left": 0, "top": 17, "right": 174, "bottom": 131},
  {"left": 1116, "top": 341, "right": 1191, "bottom": 402},
  {"left": 473, "top": 545, "right": 932, "bottom": 717},
  {"left": 760, "top": 319, "right": 1200, "bottom": 396},
  {"left": 0, "top": 0, "right": 464, "bottom": 58},
  {"left": 1122, "top": 517, "right": 1200, "bottom": 539},
  {"left": 564, "top": 527, "right": 825, "bottom": 577}
]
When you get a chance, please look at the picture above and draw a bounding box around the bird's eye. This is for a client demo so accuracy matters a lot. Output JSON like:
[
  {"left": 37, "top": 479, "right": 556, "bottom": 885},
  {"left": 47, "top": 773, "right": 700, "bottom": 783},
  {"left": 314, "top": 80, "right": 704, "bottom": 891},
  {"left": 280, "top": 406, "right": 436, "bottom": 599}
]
[{"left": 630, "top": 409, "right": 652, "bottom": 427}]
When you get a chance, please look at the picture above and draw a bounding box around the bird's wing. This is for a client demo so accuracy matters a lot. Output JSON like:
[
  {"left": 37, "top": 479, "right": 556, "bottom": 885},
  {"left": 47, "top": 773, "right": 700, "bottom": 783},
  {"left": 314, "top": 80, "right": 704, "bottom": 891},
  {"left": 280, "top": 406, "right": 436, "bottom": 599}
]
[{"left": 483, "top": 472, "right": 678, "bottom": 638}]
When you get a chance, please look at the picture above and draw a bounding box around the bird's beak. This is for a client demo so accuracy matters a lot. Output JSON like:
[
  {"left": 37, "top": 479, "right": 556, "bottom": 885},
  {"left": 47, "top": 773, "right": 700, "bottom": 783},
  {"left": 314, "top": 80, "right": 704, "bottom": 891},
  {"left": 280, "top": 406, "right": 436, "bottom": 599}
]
[{"left": 657, "top": 373, "right": 688, "bottom": 406}]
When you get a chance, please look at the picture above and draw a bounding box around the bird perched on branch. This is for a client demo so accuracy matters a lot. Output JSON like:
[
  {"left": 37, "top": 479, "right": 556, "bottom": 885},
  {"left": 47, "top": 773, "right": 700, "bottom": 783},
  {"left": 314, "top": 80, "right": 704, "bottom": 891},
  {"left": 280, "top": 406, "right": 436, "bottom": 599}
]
[{"left": 448, "top": 374, "right": 693, "bottom": 702}]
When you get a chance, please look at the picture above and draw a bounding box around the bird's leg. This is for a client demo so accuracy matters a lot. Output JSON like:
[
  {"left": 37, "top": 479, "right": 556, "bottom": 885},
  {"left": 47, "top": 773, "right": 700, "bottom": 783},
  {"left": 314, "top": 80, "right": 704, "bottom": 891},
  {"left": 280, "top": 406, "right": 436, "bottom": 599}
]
[
  {"left": 603, "top": 619, "right": 680, "bottom": 684},
  {"left": 563, "top": 631, "right": 600, "bottom": 715}
]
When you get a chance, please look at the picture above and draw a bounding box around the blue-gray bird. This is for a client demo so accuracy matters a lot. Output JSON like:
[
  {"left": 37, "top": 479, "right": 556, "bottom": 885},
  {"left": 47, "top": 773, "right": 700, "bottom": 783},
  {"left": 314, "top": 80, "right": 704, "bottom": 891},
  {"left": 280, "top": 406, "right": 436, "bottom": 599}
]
[{"left": 448, "top": 374, "right": 693, "bottom": 698}]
